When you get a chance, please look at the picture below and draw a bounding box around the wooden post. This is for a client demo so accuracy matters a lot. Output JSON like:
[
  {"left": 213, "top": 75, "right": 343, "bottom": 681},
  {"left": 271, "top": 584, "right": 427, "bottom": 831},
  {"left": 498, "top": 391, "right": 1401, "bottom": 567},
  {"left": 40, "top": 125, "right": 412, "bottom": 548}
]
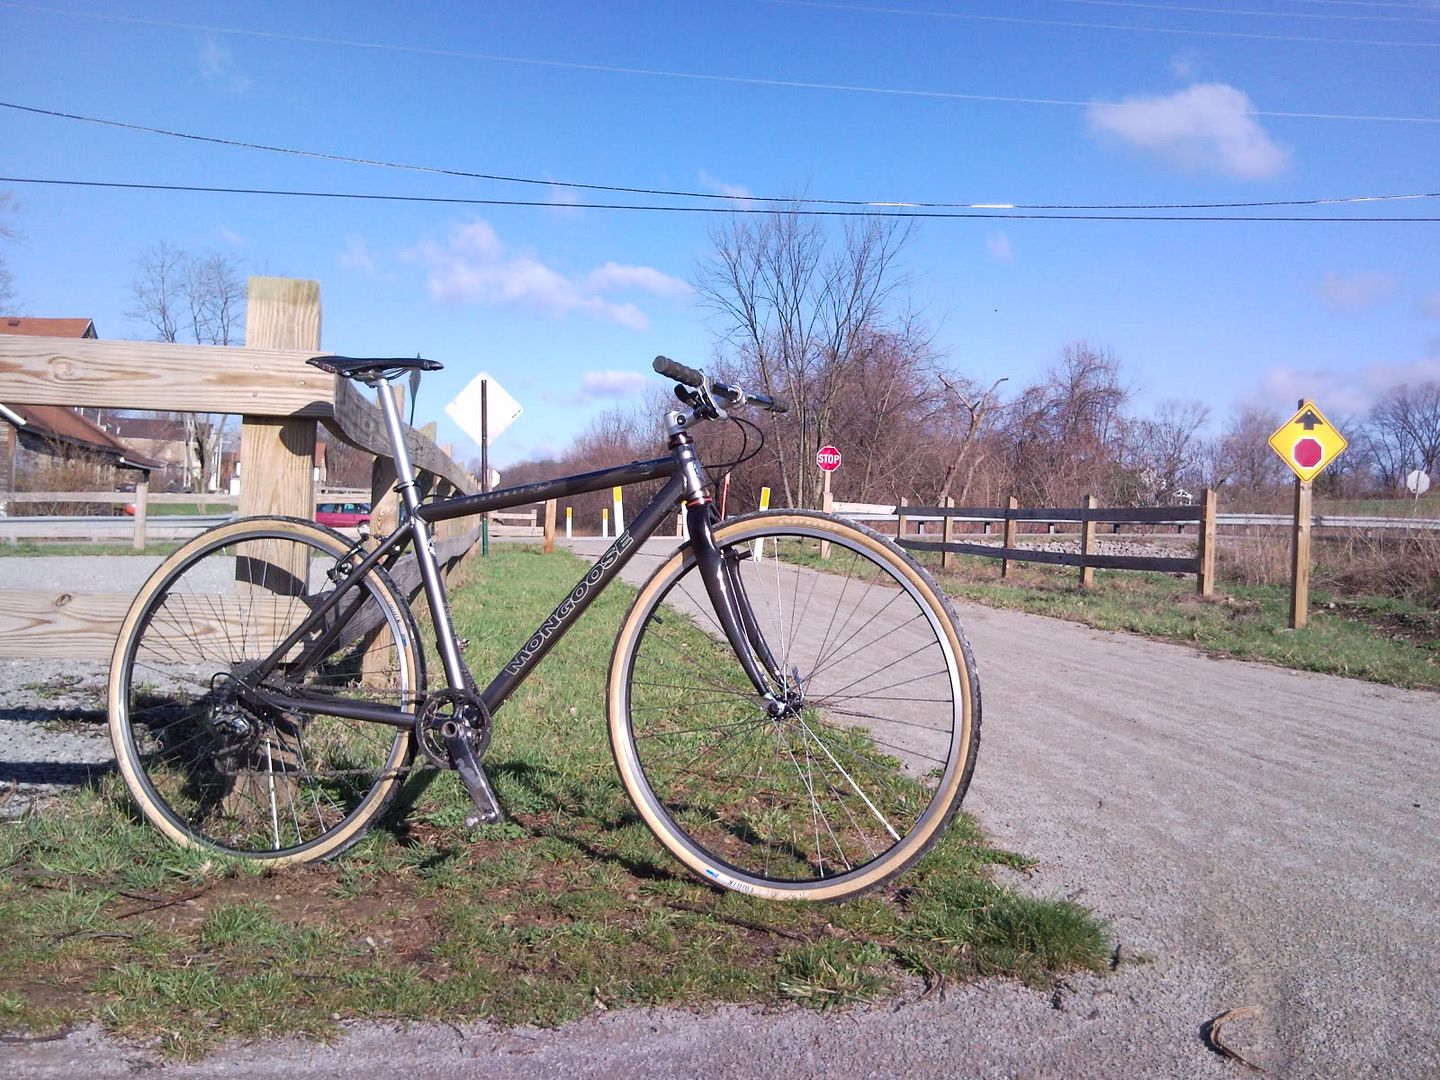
[
  {"left": 240, "top": 278, "right": 318, "bottom": 523},
  {"left": 131, "top": 475, "right": 149, "bottom": 552},
  {"left": 1197, "top": 488, "right": 1216, "bottom": 596},
  {"left": 543, "top": 498, "right": 557, "bottom": 555},
  {"left": 367, "top": 386, "right": 403, "bottom": 549},
  {"left": 1080, "top": 494, "right": 1097, "bottom": 589},
  {"left": 941, "top": 495, "right": 956, "bottom": 571},
  {"left": 897, "top": 496, "right": 909, "bottom": 542},
  {"left": 1290, "top": 478, "right": 1313, "bottom": 629},
  {"left": 1289, "top": 397, "right": 1314, "bottom": 629},
  {"left": 820, "top": 469, "right": 833, "bottom": 560},
  {"left": 1001, "top": 495, "right": 1018, "bottom": 578}
]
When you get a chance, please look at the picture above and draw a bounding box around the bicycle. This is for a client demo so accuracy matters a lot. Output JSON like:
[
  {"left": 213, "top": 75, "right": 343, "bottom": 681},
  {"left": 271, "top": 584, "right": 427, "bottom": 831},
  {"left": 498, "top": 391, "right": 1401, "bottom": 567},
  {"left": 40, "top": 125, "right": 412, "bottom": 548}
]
[{"left": 107, "top": 356, "right": 980, "bottom": 901}]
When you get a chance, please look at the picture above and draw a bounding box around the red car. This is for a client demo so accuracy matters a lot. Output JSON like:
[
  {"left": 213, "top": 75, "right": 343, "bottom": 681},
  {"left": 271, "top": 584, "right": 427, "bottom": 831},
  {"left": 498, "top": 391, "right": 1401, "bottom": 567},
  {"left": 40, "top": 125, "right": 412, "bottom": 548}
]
[{"left": 316, "top": 501, "right": 371, "bottom": 529}]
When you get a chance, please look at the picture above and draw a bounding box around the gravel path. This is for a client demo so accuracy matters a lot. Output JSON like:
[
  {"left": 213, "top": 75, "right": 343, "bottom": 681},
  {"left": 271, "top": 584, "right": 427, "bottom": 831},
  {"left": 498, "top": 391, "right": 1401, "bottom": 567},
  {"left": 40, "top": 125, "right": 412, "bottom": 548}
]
[{"left": 3, "top": 543, "right": 1437, "bottom": 1078}]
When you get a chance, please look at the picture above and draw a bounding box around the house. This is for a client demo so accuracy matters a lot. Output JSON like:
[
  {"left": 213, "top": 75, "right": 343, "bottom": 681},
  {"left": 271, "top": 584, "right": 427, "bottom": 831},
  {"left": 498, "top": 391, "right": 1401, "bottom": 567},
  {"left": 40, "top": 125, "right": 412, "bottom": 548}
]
[{"left": 0, "top": 318, "right": 164, "bottom": 498}]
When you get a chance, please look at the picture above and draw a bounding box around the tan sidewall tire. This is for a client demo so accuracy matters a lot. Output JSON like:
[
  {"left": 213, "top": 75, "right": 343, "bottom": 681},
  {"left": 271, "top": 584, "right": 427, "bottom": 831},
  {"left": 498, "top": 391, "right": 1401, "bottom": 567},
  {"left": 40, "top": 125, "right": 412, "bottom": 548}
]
[
  {"left": 607, "top": 510, "right": 979, "bottom": 901},
  {"left": 108, "top": 516, "right": 421, "bottom": 866}
]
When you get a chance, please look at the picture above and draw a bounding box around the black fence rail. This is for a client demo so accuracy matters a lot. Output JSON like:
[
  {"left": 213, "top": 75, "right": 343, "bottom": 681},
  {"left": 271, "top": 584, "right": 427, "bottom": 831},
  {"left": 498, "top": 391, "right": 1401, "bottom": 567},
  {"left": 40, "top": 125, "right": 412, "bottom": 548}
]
[{"left": 835, "top": 492, "right": 1217, "bottom": 593}]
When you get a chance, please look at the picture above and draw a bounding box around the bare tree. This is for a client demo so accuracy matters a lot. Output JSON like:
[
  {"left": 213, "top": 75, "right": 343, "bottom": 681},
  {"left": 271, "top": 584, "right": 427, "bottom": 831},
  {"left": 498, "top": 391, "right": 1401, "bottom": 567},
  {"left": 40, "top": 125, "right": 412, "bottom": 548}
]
[
  {"left": 694, "top": 205, "right": 919, "bottom": 508},
  {"left": 1365, "top": 381, "right": 1440, "bottom": 488},
  {"left": 934, "top": 373, "right": 1007, "bottom": 505},
  {"left": 0, "top": 192, "right": 20, "bottom": 313},
  {"left": 1132, "top": 399, "right": 1211, "bottom": 502},
  {"left": 128, "top": 244, "right": 248, "bottom": 491},
  {"left": 1213, "top": 406, "right": 1288, "bottom": 504}
]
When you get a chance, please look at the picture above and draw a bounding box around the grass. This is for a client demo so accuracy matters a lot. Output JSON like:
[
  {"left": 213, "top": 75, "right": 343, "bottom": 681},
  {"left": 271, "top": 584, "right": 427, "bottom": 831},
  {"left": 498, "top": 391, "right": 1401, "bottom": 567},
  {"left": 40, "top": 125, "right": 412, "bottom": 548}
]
[
  {"left": 909, "top": 552, "right": 1439, "bottom": 691},
  {"left": 0, "top": 544, "right": 1110, "bottom": 1058},
  {"left": 0, "top": 541, "right": 181, "bottom": 557}
]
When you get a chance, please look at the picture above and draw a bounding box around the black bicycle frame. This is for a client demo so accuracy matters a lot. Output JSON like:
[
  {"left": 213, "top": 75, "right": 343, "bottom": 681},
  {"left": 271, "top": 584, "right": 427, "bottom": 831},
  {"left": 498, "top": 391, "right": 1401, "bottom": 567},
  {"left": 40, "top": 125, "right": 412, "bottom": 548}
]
[{"left": 249, "top": 454, "right": 691, "bottom": 729}]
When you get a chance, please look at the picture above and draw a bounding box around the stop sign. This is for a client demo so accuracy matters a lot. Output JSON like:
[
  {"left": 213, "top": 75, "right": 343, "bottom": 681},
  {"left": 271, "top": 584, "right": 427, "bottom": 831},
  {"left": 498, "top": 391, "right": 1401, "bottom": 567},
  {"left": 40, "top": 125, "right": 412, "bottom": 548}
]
[{"left": 816, "top": 445, "right": 842, "bottom": 472}]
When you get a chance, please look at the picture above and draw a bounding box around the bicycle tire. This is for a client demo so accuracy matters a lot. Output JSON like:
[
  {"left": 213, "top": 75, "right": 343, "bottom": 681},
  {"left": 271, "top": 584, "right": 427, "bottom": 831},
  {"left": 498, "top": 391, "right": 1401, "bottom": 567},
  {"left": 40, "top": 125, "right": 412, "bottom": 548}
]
[
  {"left": 108, "top": 516, "right": 425, "bottom": 864},
  {"left": 608, "top": 510, "right": 980, "bottom": 901}
]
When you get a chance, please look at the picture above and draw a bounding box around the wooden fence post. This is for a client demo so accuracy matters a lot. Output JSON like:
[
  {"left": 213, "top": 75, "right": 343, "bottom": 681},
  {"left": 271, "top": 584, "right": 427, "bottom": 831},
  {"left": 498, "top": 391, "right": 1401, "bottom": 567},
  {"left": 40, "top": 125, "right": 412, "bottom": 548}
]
[
  {"left": 941, "top": 495, "right": 955, "bottom": 571},
  {"left": 240, "top": 278, "right": 318, "bottom": 523},
  {"left": 1290, "top": 479, "right": 1313, "bottom": 629},
  {"left": 543, "top": 498, "right": 557, "bottom": 554},
  {"left": 897, "top": 497, "right": 909, "bottom": 542},
  {"left": 1001, "top": 495, "right": 1018, "bottom": 578},
  {"left": 1197, "top": 488, "right": 1216, "bottom": 596},
  {"left": 131, "top": 475, "right": 149, "bottom": 552},
  {"left": 1080, "top": 494, "right": 1097, "bottom": 589}
]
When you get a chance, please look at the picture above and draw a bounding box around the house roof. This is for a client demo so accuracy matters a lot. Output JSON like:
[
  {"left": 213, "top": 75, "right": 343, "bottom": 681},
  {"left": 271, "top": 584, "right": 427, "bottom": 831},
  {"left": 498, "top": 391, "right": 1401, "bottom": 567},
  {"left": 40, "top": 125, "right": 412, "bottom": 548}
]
[
  {"left": 3, "top": 402, "right": 166, "bottom": 472},
  {"left": 0, "top": 317, "right": 97, "bottom": 338}
]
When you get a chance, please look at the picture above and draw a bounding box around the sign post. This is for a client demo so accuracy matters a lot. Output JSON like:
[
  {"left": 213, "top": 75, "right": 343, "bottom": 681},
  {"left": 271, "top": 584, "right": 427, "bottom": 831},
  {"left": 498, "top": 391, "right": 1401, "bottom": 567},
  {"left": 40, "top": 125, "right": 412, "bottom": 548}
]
[
  {"left": 446, "top": 372, "right": 524, "bottom": 559},
  {"left": 816, "top": 445, "right": 841, "bottom": 559},
  {"left": 1269, "top": 400, "right": 1347, "bottom": 629}
]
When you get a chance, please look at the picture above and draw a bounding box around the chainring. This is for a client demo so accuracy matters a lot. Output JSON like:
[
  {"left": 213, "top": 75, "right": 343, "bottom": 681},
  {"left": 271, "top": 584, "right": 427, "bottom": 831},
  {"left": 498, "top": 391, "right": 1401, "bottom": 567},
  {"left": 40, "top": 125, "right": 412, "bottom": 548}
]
[{"left": 415, "top": 687, "right": 492, "bottom": 769}]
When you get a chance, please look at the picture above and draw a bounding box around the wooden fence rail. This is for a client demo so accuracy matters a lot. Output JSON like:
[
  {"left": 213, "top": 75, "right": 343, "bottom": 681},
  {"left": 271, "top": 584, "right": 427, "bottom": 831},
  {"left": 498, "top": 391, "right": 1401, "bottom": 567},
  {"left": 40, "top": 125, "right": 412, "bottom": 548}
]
[
  {"left": 0, "top": 276, "right": 482, "bottom": 660},
  {"left": 834, "top": 492, "right": 1218, "bottom": 594}
]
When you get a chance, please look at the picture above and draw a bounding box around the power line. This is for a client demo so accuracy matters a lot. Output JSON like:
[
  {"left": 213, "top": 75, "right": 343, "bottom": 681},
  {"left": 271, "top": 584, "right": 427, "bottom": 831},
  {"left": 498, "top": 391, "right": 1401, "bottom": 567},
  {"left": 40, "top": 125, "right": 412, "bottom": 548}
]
[
  {"left": 5, "top": 176, "right": 1437, "bottom": 222},
  {"left": 4, "top": 0, "right": 1439, "bottom": 99},
  {"left": 6, "top": 102, "right": 1438, "bottom": 211},
  {"left": 1053, "top": 0, "right": 1440, "bottom": 23},
  {"left": 761, "top": 0, "right": 1440, "bottom": 45}
]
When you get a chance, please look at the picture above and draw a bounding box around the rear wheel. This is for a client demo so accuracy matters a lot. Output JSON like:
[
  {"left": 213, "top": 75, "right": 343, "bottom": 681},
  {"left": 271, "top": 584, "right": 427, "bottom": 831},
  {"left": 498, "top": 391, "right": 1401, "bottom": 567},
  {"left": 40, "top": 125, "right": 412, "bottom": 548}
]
[
  {"left": 608, "top": 511, "right": 979, "bottom": 901},
  {"left": 108, "top": 517, "right": 424, "bottom": 864}
]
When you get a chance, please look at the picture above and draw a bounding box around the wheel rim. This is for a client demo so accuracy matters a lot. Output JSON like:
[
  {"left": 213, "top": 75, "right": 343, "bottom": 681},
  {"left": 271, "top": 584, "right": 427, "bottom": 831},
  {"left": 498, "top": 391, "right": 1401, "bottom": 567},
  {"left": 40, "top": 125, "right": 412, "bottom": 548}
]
[
  {"left": 115, "top": 528, "right": 415, "bottom": 858},
  {"left": 619, "top": 521, "right": 966, "bottom": 892}
]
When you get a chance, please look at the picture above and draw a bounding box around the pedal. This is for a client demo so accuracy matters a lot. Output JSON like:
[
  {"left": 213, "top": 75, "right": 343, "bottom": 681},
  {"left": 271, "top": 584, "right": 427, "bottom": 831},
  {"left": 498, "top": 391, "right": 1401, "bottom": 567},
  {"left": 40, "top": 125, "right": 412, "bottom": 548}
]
[{"left": 443, "top": 727, "right": 504, "bottom": 827}]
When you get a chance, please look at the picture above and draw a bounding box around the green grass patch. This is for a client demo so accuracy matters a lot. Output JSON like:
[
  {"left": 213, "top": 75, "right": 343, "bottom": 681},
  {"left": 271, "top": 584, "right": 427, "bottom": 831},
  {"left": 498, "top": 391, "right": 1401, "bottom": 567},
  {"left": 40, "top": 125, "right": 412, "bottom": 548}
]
[
  {"left": 0, "top": 545, "right": 1108, "bottom": 1058},
  {"left": 913, "top": 553, "right": 1438, "bottom": 691},
  {"left": 0, "top": 541, "right": 180, "bottom": 557}
]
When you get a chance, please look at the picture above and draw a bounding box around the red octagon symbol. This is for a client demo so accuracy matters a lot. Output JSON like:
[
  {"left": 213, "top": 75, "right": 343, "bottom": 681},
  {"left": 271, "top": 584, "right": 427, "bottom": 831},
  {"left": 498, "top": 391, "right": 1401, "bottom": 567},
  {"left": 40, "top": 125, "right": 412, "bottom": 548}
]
[
  {"left": 1293, "top": 437, "right": 1323, "bottom": 469},
  {"left": 816, "top": 445, "right": 842, "bottom": 472}
]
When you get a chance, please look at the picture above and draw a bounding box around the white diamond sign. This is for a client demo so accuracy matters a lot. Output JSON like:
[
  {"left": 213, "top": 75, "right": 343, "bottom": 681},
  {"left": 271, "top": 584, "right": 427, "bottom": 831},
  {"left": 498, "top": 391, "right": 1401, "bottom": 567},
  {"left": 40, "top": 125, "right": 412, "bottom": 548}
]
[{"left": 445, "top": 371, "right": 523, "bottom": 445}]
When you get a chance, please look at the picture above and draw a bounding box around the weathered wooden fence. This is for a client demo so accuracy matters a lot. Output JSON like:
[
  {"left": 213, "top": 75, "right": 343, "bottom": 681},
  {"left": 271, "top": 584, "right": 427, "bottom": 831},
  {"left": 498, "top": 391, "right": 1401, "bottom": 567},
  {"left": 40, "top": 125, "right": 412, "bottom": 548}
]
[
  {"left": 834, "top": 492, "right": 1218, "bottom": 594},
  {"left": 0, "top": 276, "right": 481, "bottom": 659}
]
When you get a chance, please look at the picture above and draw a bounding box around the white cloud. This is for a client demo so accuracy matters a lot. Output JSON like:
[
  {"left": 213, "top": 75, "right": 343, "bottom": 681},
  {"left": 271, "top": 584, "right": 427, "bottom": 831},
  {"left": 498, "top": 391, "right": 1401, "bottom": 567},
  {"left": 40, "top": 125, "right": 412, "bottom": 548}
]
[
  {"left": 1313, "top": 271, "right": 1400, "bottom": 315},
  {"left": 986, "top": 233, "right": 1014, "bottom": 263},
  {"left": 586, "top": 262, "right": 691, "bottom": 298},
  {"left": 1086, "top": 83, "right": 1288, "bottom": 180},
  {"left": 1168, "top": 51, "right": 1205, "bottom": 82},
  {"left": 699, "top": 171, "right": 753, "bottom": 200},
  {"left": 199, "top": 35, "right": 250, "bottom": 93},
  {"left": 338, "top": 237, "right": 380, "bottom": 277},
  {"left": 1254, "top": 357, "right": 1440, "bottom": 415},
  {"left": 579, "top": 370, "right": 648, "bottom": 400},
  {"left": 406, "top": 220, "right": 685, "bottom": 331}
]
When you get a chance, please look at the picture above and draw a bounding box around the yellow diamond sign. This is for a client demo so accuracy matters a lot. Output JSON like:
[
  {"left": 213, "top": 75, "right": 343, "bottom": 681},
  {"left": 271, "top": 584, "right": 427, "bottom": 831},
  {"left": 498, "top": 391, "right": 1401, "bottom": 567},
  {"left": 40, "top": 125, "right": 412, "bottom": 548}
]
[{"left": 1268, "top": 402, "right": 1347, "bottom": 483}]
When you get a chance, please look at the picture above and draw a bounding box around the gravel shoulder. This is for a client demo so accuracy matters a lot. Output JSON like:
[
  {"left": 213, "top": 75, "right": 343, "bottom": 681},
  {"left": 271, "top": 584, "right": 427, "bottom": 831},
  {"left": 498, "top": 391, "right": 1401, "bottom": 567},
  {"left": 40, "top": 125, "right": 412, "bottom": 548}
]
[{"left": 2, "top": 544, "right": 1437, "bottom": 1078}]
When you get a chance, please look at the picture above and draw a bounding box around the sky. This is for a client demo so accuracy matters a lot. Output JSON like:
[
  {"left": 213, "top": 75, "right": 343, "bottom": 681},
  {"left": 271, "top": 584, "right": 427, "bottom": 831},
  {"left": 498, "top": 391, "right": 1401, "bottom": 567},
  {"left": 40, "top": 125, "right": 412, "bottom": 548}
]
[{"left": 1, "top": 0, "right": 1437, "bottom": 469}]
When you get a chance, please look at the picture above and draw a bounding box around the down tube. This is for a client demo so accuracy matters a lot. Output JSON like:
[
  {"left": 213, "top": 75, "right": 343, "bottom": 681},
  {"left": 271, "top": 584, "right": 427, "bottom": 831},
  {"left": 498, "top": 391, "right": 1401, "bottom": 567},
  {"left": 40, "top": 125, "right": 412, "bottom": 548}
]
[{"left": 479, "top": 473, "right": 687, "bottom": 716}]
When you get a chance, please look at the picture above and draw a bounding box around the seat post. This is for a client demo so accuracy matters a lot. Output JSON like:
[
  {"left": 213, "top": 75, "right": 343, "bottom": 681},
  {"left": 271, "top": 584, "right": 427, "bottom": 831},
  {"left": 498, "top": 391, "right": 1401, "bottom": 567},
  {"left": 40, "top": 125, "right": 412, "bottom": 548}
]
[{"left": 373, "top": 377, "right": 469, "bottom": 689}]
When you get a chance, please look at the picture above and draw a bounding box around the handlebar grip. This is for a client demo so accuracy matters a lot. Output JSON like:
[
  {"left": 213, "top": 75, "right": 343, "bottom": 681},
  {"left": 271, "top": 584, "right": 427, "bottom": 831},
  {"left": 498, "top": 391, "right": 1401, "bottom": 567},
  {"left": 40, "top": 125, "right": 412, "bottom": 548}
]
[
  {"left": 767, "top": 392, "right": 791, "bottom": 414},
  {"left": 653, "top": 355, "right": 704, "bottom": 387}
]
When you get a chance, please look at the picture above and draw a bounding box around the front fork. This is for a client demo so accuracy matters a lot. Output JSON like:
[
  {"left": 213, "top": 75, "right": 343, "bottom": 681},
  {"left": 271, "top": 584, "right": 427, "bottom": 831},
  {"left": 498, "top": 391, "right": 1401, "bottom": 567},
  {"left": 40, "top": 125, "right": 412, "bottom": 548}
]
[{"left": 685, "top": 501, "right": 792, "bottom": 716}]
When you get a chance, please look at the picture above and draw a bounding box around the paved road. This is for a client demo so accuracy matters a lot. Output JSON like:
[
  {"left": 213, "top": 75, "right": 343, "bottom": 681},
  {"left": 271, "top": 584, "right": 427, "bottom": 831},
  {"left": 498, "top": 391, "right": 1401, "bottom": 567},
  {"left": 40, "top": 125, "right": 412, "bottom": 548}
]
[{"left": 4, "top": 539, "right": 1437, "bottom": 1077}]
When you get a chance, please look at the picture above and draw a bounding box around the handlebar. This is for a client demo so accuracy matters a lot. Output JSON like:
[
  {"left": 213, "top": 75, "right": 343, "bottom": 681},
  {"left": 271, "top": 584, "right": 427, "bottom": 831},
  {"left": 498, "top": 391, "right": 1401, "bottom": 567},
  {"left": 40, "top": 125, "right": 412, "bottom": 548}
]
[{"left": 653, "top": 355, "right": 790, "bottom": 414}]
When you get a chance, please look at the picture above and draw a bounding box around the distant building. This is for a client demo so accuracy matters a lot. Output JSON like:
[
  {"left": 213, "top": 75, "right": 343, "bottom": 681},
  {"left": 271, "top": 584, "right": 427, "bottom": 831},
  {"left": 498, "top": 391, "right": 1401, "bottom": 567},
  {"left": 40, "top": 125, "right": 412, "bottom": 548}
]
[{"left": 0, "top": 318, "right": 163, "bottom": 497}]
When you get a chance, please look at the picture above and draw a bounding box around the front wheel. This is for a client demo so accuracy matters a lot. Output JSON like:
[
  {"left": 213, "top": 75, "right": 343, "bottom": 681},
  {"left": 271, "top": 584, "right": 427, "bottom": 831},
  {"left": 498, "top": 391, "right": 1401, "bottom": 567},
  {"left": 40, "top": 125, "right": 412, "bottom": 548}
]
[{"left": 608, "top": 511, "right": 980, "bottom": 901}]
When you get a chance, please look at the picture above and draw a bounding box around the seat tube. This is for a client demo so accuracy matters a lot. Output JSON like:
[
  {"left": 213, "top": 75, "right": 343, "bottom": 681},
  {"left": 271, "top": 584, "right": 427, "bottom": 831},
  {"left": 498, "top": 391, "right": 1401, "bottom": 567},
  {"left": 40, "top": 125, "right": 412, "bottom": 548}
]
[{"left": 375, "top": 381, "right": 468, "bottom": 688}]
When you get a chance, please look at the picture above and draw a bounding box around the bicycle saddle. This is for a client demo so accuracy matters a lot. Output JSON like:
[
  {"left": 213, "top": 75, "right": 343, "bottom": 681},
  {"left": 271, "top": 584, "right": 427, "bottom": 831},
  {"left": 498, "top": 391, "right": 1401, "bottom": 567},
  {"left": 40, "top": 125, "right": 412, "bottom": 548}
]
[{"left": 308, "top": 355, "right": 445, "bottom": 380}]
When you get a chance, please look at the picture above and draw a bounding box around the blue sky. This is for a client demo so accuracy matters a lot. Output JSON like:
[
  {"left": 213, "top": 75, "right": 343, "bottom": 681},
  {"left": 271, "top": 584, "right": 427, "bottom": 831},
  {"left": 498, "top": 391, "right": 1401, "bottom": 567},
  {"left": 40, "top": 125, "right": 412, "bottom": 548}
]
[{"left": 2, "top": 0, "right": 1437, "bottom": 468}]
